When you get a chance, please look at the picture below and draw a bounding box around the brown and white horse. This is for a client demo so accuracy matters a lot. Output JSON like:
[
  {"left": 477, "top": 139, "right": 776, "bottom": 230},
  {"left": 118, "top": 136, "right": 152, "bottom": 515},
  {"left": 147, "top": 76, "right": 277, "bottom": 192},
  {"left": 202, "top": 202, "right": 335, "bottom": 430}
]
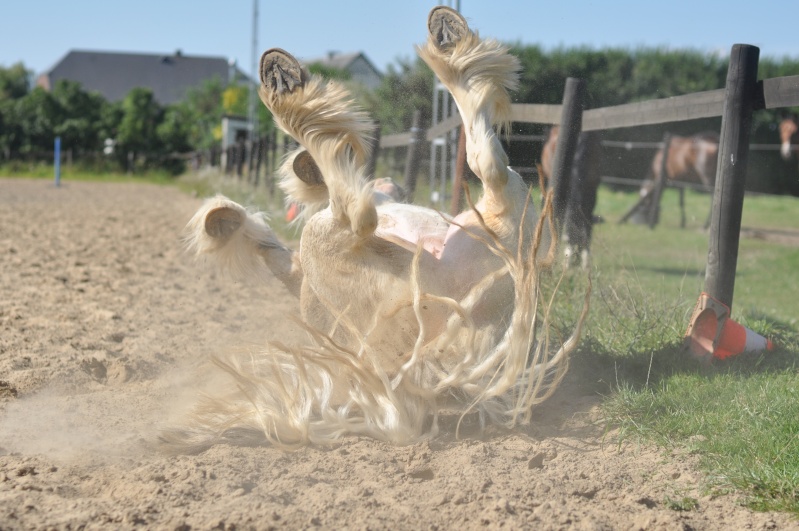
[
  {"left": 779, "top": 113, "right": 798, "bottom": 161},
  {"left": 647, "top": 132, "right": 719, "bottom": 191},
  {"left": 646, "top": 132, "right": 719, "bottom": 227}
]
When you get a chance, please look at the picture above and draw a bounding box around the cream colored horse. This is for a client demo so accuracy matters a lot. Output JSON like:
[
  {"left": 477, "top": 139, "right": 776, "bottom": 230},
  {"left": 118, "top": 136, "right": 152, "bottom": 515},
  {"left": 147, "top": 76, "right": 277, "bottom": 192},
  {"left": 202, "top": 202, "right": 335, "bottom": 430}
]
[{"left": 164, "top": 7, "right": 587, "bottom": 452}]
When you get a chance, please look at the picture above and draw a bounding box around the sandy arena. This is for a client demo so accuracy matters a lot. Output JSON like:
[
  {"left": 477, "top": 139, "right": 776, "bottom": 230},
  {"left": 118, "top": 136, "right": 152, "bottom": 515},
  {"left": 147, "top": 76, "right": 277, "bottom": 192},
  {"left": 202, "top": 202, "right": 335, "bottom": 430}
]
[{"left": 0, "top": 178, "right": 794, "bottom": 529}]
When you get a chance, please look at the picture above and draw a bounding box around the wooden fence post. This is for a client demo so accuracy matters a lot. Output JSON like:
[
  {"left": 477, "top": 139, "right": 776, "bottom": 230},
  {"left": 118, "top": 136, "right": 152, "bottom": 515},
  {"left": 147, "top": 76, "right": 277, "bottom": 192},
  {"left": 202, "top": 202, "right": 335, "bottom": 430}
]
[
  {"left": 703, "top": 44, "right": 760, "bottom": 309},
  {"left": 236, "top": 141, "right": 245, "bottom": 178},
  {"left": 366, "top": 122, "right": 381, "bottom": 178},
  {"left": 268, "top": 129, "right": 278, "bottom": 195},
  {"left": 403, "top": 110, "right": 424, "bottom": 202},
  {"left": 254, "top": 136, "right": 263, "bottom": 186},
  {"left": 245, "top": 140, "right": 253, "bottom": 182},
  {"left": 647, "top": 133, "right": 671, "bottom": 228},
  {"left": 450, "top": 125, "right": 467, "bottom": 215},
  {"left": 550, "top": 78, "right": 586, "bottom": 228}
]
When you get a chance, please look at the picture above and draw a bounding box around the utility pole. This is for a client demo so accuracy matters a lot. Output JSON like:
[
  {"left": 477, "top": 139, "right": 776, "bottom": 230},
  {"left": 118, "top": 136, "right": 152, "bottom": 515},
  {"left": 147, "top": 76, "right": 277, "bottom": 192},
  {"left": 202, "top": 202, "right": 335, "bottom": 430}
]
[
  {"left": 428, "top": 0, "right": 460, "bottom": 207},
  {"left": 247, "top": 0, "right": 259, "bottom": 181},
  {"left": 248, "top": 0, "right": 259, "bottom": 136}
]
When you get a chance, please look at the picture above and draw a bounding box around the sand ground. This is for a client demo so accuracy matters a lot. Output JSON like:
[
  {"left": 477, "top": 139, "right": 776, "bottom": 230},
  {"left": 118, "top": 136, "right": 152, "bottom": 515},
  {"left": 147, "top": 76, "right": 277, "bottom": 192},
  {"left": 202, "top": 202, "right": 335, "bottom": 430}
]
[{"left": 0, "top": 178, "right": 795, "bottom": 530}]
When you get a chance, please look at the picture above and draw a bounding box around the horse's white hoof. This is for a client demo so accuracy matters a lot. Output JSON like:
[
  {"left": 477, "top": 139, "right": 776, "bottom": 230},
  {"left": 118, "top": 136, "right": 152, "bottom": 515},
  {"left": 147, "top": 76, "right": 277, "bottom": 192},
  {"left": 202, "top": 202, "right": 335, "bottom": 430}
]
[
  {"left": 428, "top": 6, "right": 468, "bottom": 50},
  {"left": 292, "top": 150, "right": 324, "bottom": 186},
  {"left": 260, "top": 48, "right": 305, "bottom": 95},
  {"left": 205, "top": 204, "right": 245, "bottom": 239}
]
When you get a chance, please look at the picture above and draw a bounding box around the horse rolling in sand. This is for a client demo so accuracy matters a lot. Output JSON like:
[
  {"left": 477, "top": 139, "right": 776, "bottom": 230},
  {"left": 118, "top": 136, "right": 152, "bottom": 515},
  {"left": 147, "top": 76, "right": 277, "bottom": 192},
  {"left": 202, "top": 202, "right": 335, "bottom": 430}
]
[
  {"left": 537, "top": 126, "right": 603, "bottom": 269},
  {"left": 163, "top": 7, "right": 588, "bottom": 452}
]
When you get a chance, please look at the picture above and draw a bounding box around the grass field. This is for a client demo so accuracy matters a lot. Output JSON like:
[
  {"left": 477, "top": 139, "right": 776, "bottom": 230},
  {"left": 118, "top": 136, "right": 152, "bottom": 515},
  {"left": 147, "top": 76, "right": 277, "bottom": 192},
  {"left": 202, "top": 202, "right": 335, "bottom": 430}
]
[{"left": 585, "top": 185, "right": 799, "bottom": 514}]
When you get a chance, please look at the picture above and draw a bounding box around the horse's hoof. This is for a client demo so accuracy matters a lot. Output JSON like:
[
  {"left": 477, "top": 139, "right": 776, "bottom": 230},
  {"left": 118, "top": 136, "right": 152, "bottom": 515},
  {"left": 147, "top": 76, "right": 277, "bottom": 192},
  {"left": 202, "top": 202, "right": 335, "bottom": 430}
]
[
  {"left": 427, "top": 6, "right": 468, "bottom": 50},
  {"left": 260, "top": 48, "right": 305, "bottom": 95},
  {"left": 205, "top": 206, "right": 243, "bottom": 239},
  {"left": 292, "top": 150, "right": 325, "bottom": 186}
]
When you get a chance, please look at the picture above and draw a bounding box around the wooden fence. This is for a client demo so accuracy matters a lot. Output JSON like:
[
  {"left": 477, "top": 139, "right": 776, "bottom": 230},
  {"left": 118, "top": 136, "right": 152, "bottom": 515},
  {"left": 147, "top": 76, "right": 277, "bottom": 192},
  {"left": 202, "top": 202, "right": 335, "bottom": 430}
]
[{"left": 380, "top": 44, "right": 799, "bottom": 312}]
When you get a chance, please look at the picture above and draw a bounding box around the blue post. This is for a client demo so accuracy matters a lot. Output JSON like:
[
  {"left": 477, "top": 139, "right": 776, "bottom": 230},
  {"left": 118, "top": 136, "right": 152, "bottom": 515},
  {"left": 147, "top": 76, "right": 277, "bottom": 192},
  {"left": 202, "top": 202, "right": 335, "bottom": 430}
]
[{"left": 54, "top": 136, "right": 62, "bottom": 187}]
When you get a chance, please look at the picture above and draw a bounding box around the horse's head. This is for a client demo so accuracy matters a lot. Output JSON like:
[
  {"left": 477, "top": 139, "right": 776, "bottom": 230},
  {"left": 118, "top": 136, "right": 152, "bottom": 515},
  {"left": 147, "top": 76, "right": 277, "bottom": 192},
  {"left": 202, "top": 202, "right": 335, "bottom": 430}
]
[{"left": 778, "top": 114, "right": 798, "bottom": 160}]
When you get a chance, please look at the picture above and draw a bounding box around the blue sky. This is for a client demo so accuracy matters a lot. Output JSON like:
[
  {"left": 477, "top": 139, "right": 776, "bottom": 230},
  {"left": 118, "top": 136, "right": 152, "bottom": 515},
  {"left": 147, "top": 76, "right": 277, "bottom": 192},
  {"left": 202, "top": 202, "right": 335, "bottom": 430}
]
[{"left": 2, "top": 0, "right": 798, "bottom": 77}]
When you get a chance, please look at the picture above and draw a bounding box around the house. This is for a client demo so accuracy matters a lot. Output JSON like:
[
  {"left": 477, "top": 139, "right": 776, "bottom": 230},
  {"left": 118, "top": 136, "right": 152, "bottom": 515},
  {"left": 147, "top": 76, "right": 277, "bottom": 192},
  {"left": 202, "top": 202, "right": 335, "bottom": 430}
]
[
  {"left": 36, "top": 49, "right": 249, "bottom": 105},
  {"left": 302, "top": 51, "right": 383, "bottom": 90}
]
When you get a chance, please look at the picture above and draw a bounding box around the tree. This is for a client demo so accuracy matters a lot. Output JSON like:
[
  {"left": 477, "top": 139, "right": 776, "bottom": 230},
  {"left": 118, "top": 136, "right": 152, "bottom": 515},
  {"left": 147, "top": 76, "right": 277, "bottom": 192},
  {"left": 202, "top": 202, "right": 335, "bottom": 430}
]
[
  {"left": 368, "top": 57, "right": 434, "bottom": 134},
  {"left": 51, "top": 80, "right": 107, "bottom": 152},
  {"left": 0, "top": 62, "right": 30, "bottom": 100},
  {"left": 182, "top": 77, "right": 225, "bottom": 150},
  {"left": 222, "top": 82, "right": 274, "bottom": 136},
  {"left": 222, "top": 84, "right": 248, "bottom": 116},
  {"left": 156, "top": 104, "right": 193, "bottom": 174},
  {"left": 117, "top": 87, "right": 162, "bottom": 171},
  {"left": 14, "top": 87, "right": 60, "bottom": 153}
]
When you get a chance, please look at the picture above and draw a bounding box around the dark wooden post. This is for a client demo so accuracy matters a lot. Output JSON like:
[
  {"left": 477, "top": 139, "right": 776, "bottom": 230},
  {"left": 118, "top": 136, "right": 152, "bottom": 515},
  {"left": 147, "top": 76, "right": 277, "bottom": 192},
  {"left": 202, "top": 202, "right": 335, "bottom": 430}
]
[
  {"left": 449, "top": 125, "right": 467, "bottom": 215},
  {"left": 550, "top": 78, "right": 586, "bottom": 228},
  {"left": 247, "top": 139, "right": 255, "bottom": 182},
  {"left": 648, "top": 133, "right": 671, "bottom": 228},
  {"left": 703, "top": 44, "right": 760, "bottom": 310},
  {"left": 254, "top": 136, "right": 263, "bottom": 186},
  {"left": 403, "top": 110, "right": 424, "bottom": 202},
  {"left": 268, "top": 129, "right": 278, "bottom": 195},
  {"left": 236, "top": 141, "right": 245, "bottom": 178},
  {"left": 224, "top": 146, "right": 232, "bottom": 175},
  {"left": 365, "top": 121, "right": 381, "bottom": 178}
]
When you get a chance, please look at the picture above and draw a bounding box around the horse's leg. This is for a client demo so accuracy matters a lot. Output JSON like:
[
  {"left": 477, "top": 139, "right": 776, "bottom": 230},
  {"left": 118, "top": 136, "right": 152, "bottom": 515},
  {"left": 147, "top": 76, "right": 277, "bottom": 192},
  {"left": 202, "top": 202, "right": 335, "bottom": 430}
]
[
  {"left": 259, "top": 48, "right": 378, "bottom": 240},
  {"left": 186, "top": 196, "right": 302, "bottom": 297},
  {"left": 691, "top": 138, "right": 717, "bottom": 230},
  {"left": 418, "top": 6, "right": 528, "bottom": 230}
]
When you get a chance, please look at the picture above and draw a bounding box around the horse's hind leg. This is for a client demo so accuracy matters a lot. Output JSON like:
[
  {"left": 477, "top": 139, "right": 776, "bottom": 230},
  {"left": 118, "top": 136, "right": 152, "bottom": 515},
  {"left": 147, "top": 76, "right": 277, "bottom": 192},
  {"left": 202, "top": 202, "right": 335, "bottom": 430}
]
[
  {"left": 259, "top": 48, "right": 378, "bottom": 240},
  {"left": 186, "top": 196, "right": 302, "bottom": 297},
  {"left": 418, "top": 7, "right": 525, "bottom": 223}
]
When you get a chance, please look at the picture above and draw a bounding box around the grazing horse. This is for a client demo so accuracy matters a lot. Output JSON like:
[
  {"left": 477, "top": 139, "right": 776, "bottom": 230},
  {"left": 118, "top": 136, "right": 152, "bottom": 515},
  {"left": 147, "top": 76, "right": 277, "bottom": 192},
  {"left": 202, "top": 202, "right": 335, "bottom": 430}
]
[
  {"left": 163, "top": 7, "right": 587, "bottom": 451},
  {"left": 779, "top": 113, "right": 798, "bottom": 161},
  {"left": 647, "top": 133, "right": 719, "bottom": 191},
  {"left": 623, "top": 132, "right": 719, "bottom": 228},
  {"left": 537, "top": 126, "right": 603, "bottom": 268},
  {"left": 538, "top": 125, "right": 558, "bottom": 190}
]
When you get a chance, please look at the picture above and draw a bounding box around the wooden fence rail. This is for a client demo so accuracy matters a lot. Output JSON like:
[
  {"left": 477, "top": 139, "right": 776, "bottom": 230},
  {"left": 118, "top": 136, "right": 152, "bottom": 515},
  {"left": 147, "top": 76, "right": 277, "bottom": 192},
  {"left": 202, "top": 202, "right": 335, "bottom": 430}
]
[
  {"left": 380, "top": 75, "right": 799, "bottom": 152},
  {"left": 377, "top": 45, "right": 798, "bottom": 320}
]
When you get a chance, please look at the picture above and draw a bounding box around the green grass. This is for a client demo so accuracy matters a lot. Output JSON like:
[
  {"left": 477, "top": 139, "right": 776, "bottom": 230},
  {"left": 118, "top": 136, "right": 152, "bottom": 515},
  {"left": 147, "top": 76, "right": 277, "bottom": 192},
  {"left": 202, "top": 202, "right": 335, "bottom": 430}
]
[
  {"left": 0, "top": 161, "right": 178, "bottom": 185},
  {"left": 586, "top": 185, "right": 799, "bottom": 514}
]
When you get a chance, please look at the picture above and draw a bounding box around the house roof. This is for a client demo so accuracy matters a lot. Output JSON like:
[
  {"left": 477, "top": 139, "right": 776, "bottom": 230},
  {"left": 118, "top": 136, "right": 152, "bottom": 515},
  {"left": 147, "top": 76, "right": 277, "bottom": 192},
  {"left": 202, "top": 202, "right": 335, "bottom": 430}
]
[
  {"left": 303, "top": 51, "right": 383, "bottom": 78},
  {"left": 38, "top": 50, "right": 249, "bottom": 105},
  {"left": 304, "top": 51, "right": 364, "bottom": 70}
]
